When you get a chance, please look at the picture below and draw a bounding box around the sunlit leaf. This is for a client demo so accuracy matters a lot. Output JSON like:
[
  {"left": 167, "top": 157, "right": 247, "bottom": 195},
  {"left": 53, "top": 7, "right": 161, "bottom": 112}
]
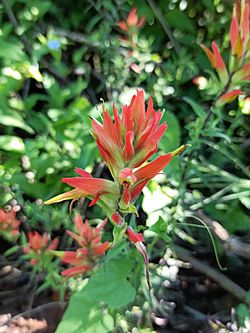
[{"left": 0, "top": 135, "right": 25, "bottom": 152}]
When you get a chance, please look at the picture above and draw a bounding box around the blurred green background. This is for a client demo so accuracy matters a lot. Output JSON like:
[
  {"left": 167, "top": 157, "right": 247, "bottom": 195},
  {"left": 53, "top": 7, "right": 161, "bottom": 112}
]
[{"left": 0, "top": 0, "right": 250, "bottom": 331}]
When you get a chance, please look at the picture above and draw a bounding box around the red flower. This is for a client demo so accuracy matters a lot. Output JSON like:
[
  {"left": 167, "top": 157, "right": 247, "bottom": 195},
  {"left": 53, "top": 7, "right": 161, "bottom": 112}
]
[
  {"left": 230, "top": 1, "right": 249, "bottom": 58},
  {"left": 92, "top": 90, "right": 168, "bottom": 179},
  {"left": 0, "top": 209, "right": 20, "bottom": 238},
  {"left": 199, "top": 1, "right": 250, "bottom": 105},
  {"left": 23, "top": 231, "right": 58, "bottom": 265},
  {"left": 44, "top": 91, "right": 186, "bottom": 218},
  {"left": 200, "top": 41, "right": 228, "bottom": 83},
  {"left": 61, "top": 215, "right": 110, "bottom": 277},
  {"left": 118, "top": 7, "right": 145, "bottom": 32}
]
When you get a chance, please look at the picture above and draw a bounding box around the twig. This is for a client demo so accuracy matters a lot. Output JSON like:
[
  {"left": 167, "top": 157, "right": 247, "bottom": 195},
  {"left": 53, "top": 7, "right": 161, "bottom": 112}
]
[
  {"left": 174, "top": 245, "right": 250, "bottom": 306},
  {"left": 196, "top": 210, "right": 250, "bottom": 260},
  {"left": 53, "top": 27, "right": 100, "bottom": 48},
  {"left": 184, "top": 305, "right": 207, "bottom": 321},
  {"left": 12, "top": 301, "right": 66, "bottom": 320},
  {"left": 146, "top": 0, "right": 180, "bottom": 53}
]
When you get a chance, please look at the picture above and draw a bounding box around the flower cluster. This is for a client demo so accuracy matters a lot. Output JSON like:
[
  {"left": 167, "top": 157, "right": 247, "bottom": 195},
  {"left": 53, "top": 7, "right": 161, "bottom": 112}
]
[
  {"left": 61, "top": 215, "right": 109, "bottom": 277},
  {"left": 44, "top": 90, "right": 186, "bottom": 285},
  {"left": 200, "top": 0, "right": 249, "bottom": 105},
  {"left": 23, "top": 231, "right": 58, "bottom": 265},
  {"left": 44, "top": 90, "right": 185, "bottom": 220},
  {"left": 118, "top": 7, "right": 145, "bottom": 32},
  {"left": 0, "top": 209, "right": 20, "bottom": 240}
]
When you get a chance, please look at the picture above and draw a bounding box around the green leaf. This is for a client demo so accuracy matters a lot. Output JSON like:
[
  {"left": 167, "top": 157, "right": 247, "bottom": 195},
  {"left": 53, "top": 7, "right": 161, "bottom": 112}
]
[
  {"left": 56, "top": 257, "right": 135, "bottom": 333},
  {"left": 201, "top": 0, "right": 214, "bottom": 10},
  {"left": 0, "top": 40, "right": 26, "bottom": 61},
  {"left": 202, "top": 128, "right": 231, "bottom": 143},
  {"left": 159, "top": 110, "right": 181, "bottom": 152},
  {"left": 0, "top": 113, "right": 34, "bottom": 134},
  {"left": 148, "top": 217, "right": 171, "bottom": 243},
  {"left": 112, "top": 223, "right": 127, "bottom": 247},
  {"left": 83, "top": 258, "right": 136, "bottom": 308},
  {"left": 56, "top": 297, "right": 114, "bottom": 333},
  {"left": 0, "top": 135, "right": 25, "bottom": 152},
  {"left": 204, "top": 200, "right": 250, "bottom": 233},
  {"left": 183, "top": 97, "right": 206, "bottom": 118},
  {"left": 159, "top": 110, "right": 181, "bottom": 177},
  {"left": 165, "top": 10, "right": 194, "bottom": 33}
]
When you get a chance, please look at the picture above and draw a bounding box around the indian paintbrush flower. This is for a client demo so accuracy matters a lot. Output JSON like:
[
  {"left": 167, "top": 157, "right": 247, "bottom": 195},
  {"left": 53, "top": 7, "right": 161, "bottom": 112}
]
[
  {"left": 200, "top": 0, "right": 250, "bottom": 107},
  {"left": 23, "top": 231, "right": 58, "bottom": 265},
  {"left": 200, "top": 41, "right": 228, "bottom": 84},
  {"left": 0, "top": 208, "right": 20, "bottom": 239},
  {"left": 230, "top": 0, "right": 249, "bottom": 61},
  {"left": 44, "top": 90, "right": 186, "bottom": 219},
  {"left": 118, "top": 7, "right": 145, "bottom": 32},
  {"left": 61, "top": 215, "right": 109, "bottom": 277},
  {"left": 44, "top": 90, "right": 187, "bottom": 287}
]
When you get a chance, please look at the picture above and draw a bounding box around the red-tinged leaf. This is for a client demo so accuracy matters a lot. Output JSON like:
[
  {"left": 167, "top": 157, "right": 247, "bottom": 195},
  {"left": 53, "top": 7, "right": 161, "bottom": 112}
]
[
  {"left": 112, "top": 104, "right": 123, "bottom": 147},
  {"left": 74, "top": 215, "right": 84, "bottom": 234},
  {"left": 96, "top": 218, "right": 108, "bottom": 232},
  {"left": 61, "top": 250, "right": 88, "bottom": 265},
  {"left": 126, "top": 226, "right": 144, "bottom": 243},
  {"left": 89, "top": 192, "right": 102, "bottom": 207},
  {"left": 48, "top": 237, "right": 59, "bottom": 250},
  {"left": 216, "top": 89, "right": 244, "bottom": 106},
  {"left": 220, "top": 90, "right": 243, "bottom": 101},
  {"left": 134, "top": 153, "right": 173, "bottom": 181},
  {"left": 130, "top": 179, "right": 149, "bottom": 202},
  {"left": 131, "top": 145, "right": 186, "bottom": 200},
  {"left": 135, "top": 241, "right": 150, "bottom": 289},
  {"left": 242, "top": 73, "right": 250, "bottom": 81},
  {"left": 103, "top": 110, "right": 116, "bottom": 143},
  {"left": 200, "top": 43, "right": 215, "bottom": 67},
  {"left": 66, "top": 230, "right": 84, "bottom": 245},
  {"left": 28, "top": 231, "right": 46, "bottom": 251},
  {"left": 92, "top": 241, "right": 110, "bottom": 255},
  {"left": 126, "top": 226, "right": 149, "bottom": 288},
  {"left": 234, "top": 35, "right": 243, "bottom": 58},
  {"left": 44, "top": 188, "right": 87, "bottom": 205},
  {"left": 230, "top": 10, "right": 239, "bottom": 53},
  {"left": 122, "top": 105, "right": 134, "bottom": 133},
  {"left": 61, "top": 265, "right": 93, "bottom": 277},
  {"left": 112, "top": 213, "right": 123, "bottom": 225},
  {"left": 232, "top": 62, "right": 250, "bottom": 82},
  {"left": 241, "top": 1, "right": 249, "bottom": 46},
  {"left": 96, "top": 139, "right": 115, "bottom": 166},
  {"left": 62, "top": 177, "right": 118, "bottom": 195},
  {"left": 129, "top": 90, "right": 145, "bottom": 136},
  {"left": 211, "top": 41, "right": 227, "bottom": 71},
  {"left": 123, "top": 131, "right": 134, "bottom": 162},
  {"left": 131, "top": 145, "right": 158, "bottom": 169},
  {"left": 127, "top": 7, "right": 138, "bottom": 26},
  {"left": 74, "top": 168, "right": 93, "bottom": 178},
  {"left": 137, "top": 16, "right": 145, "bottom": 28},
  {"left": 118, "top": 21, "right": 127, "bottom": 31},
  {"left": 121, "top": 183, "right": 131, "bottom": 205}
]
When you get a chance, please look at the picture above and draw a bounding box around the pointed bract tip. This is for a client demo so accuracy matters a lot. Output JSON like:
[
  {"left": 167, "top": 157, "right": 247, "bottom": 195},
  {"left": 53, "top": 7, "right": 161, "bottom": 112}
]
[{"left": 170, "top": 144, "right": 189, "bottom": 157}]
